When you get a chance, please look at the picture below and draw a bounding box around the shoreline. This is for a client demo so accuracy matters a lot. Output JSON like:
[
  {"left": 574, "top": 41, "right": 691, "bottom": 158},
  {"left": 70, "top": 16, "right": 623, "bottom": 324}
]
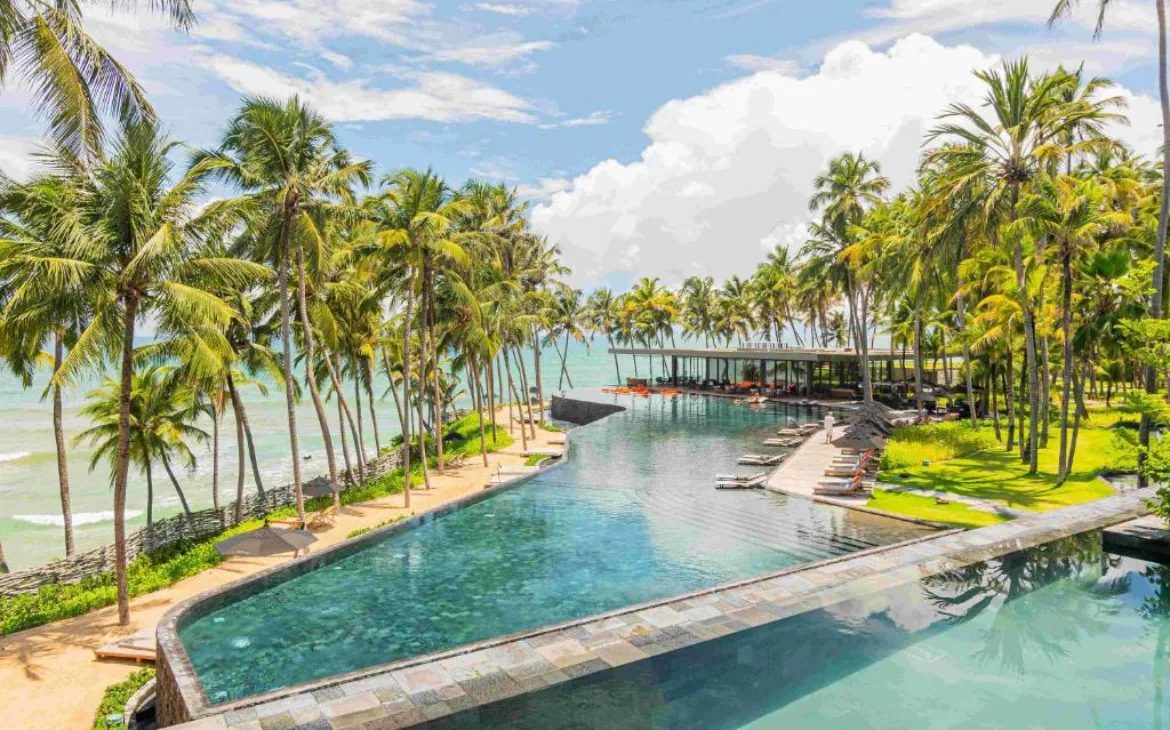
[{"left": 0, "top": 416, "right": 563, "bottom": 730}]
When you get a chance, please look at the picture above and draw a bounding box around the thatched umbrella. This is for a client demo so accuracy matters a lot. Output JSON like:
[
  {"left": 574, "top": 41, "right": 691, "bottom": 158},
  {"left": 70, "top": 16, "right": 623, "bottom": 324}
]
[
  {"left": 833, "top": 430, "right": 887, "bottom": 451},
  {"left": 215, "top": 525, "right": 317, "bottom": 558}
]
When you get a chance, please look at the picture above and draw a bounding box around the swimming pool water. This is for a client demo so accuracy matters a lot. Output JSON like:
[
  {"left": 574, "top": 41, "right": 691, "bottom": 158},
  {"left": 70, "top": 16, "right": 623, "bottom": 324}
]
[
  {"left": 179, "top": 392, "right": 932, "bottom": 704},
  {"left": 442, "top": 532, "right": 1169, "bottom": 729}
]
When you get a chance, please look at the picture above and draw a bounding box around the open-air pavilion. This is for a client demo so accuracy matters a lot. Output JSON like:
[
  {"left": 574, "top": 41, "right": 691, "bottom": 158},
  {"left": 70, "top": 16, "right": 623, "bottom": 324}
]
[{"left": 607, "top": 345, "right": 920, "bottom": 398}]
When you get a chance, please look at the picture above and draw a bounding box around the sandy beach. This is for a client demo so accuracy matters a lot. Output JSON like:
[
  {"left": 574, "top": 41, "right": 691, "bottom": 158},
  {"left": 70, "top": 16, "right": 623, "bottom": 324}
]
[{"left": 0, "top": 421, "right": 561, "bottom": 730}]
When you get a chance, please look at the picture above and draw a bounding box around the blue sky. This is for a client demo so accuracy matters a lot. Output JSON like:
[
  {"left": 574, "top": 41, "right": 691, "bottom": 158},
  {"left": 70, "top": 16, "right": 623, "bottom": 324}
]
[{"left": 0, "top": 0, "right": 1163, "bottom": 287}]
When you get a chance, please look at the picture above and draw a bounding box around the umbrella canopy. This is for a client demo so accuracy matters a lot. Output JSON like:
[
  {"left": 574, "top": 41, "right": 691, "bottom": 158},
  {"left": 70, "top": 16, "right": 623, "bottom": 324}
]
[
  {"left": 215, "top": 526, "right": 318, "bottom": 557},
  {"left": 303, "top": 481, "right": 342, "bottom": 499},
  {"left": 833, "top": 431, "right": 887, "bottom": 451}
]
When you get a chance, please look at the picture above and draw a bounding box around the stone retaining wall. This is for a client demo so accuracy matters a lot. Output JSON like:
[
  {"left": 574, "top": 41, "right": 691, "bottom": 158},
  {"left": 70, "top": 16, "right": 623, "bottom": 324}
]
[
  {"left": 549, "top": 396, "right": 625, "bottom": 426},
  {"left": 0, "top": 450, "right": 403, "bottom": 597}
]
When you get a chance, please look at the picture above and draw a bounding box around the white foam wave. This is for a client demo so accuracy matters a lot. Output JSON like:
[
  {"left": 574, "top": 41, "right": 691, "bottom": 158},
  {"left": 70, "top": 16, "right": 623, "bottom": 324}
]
[
  {"left": 13, "top": 509, "right": 143, "bottom": 527},
  {"left": 0, "top": 451, "right": 32, "bottom": 463}
]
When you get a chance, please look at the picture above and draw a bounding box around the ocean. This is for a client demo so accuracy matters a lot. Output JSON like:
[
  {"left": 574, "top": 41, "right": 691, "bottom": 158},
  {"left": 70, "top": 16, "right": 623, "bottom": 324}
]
[{"left": 0, "top": 336, "right": 650, "bottom": 571}]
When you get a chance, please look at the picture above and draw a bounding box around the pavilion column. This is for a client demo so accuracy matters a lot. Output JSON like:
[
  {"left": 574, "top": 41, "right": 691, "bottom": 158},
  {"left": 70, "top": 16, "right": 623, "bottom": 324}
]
[{"left": 671, "top": 356, "right": 678, "bottom": 385}]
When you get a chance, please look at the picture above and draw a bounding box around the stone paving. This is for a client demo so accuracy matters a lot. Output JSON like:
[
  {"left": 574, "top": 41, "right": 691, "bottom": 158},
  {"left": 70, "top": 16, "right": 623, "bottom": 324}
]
[{"left": 165, "top": 487, "right": 1156, "bottom": 730}]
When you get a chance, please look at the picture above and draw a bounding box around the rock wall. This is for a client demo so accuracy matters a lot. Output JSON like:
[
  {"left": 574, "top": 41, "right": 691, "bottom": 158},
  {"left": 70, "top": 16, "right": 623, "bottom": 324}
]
[
  {"left": 550, "top": 396, "right": 626, "bottom": 426},
  {"left": 0, "top": 449, "right": 403, "bottom": 596}
]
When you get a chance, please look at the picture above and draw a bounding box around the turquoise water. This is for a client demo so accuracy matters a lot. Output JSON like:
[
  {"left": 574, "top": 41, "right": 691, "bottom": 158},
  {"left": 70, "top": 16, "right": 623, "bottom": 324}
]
[
  {"left": 441, "top": 532, "right": 1170, "bottom": 729},
  {"left": 0, "top": 338, "right": 644, "bottom": 570},
  {"left": 179, "top": 392, "right": 931, "bottom": 704}
]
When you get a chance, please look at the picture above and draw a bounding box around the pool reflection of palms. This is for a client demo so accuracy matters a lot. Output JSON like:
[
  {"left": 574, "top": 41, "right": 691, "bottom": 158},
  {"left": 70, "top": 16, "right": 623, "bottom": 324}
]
[{"left": 920, "top": 532, "right": 1126, "bottom": 673}]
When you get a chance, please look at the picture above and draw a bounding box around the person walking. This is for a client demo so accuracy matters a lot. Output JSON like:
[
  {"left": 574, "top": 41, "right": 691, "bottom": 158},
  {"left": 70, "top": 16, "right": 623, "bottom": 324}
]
[{"left": 824, "top": 411, "right": 836, "bottom": 443}]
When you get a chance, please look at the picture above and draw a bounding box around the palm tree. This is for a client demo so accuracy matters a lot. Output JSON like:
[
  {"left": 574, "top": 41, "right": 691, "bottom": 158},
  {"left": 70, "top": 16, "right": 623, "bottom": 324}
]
[
  {"left": 805, "top": 151, "right": 890, "bottom": 403},
  {"left": 45, "top": 119, "right": 263, "bottom": 626},
  {"left": 1051, "top": 0, "right": 1170, "bottom": 486},
  {"left": 547, "top": 283, "right": 585, "bottom": 390},
  {"left": 926, "top": 59, "right": 1122, "bottom": 472},
  {"left": 584, "top": 287, "right": 622, "bottom": 384},
  {"left": 1015, "top": 174, "right": 1130, "bottom": 481},
  {"left": 75, "top": 365, "right": 207, "bottom": 524},
  {"left": 0, "top": 0, "right": 195, "bottom": 157},
  {"left": 0, "top": 172, "right": 89, "bottom": 555},
  {"left": 197, "top": 95, "right": 370, "bottom": 520}
]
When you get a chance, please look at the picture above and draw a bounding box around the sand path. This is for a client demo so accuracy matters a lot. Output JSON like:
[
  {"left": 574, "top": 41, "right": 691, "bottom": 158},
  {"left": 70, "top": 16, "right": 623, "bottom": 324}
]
[{"left": 0, "top": 414, "right": 560, "bottom": 730}]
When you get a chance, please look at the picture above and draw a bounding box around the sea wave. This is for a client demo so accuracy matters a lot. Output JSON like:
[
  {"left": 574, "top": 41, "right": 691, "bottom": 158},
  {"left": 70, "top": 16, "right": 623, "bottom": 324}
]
[
  {"left": 0, "top": 451, "right": 32, "bottom": 463},
  {"left": 13, "top": 509, "right": 144, "bottom": 527}
]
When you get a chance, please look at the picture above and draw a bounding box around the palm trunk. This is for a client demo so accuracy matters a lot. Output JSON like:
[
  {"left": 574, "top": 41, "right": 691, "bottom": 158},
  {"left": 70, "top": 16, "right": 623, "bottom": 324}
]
[
  {"left": 424, "top": 257, "right": 444, "bottom": 472},
  {"left": 1012, "top": 218, "right": 1040, "bottom": 472},
  {"left": 278, "top": 208, "right": 305, "bottom": 522},
  {"left": 336, "top": 379, "right": 353, "bottom": 483},
  {"left": 1068, "top": 362, "right": 1088, "bottom": 475},
  {"left": 990, "top": 363, "right": 1002, "bottom": 441},
  {"left": 1140, "top": 0, "right": 1170, "bottom": 489},
  {"left": 113, "top": 295, "right": 139, "bottom": 625},
  {"left": 324, "top": 352, "right": 362, "bottom": 489},
  {"left": 1058, "top": 246, "right": 1074, "bottom": 482},
  {"left": 211, "top": 404, "right": 220, "bottom": 512},
  {"left": 514, "top": 347, "right": 537, "bottom": 440},
  {"left": 0, "top": 538, "right": 8, "bottom": 573},
  {"left": 160, "top": 453, "right": 193, "bottom": 517},
  {"left": 604, "top": 332, "right": 622, "bottom": 385},
  {"left": 957, "top": 288, "right": 978, "bottom": 429},
  {"left": 364, "top": 362, "right": 382, "bottom": 455},
  {"left": 415, "top": 273, "right": 432, "bottom": 489},
  {"left": 231, "top": 384, "right": 246, "bottom": 524},
  {"left": 296, "top": 247, "right": 340, "bottom": 492},
  {"left": 1005, "top": 338, "right": 1017, "bottom": 451},
  {"left": 401, "top": 284, "right": 414, "bottom": 508},
  {"left": 485, "top": 356, "right": 498, "bottom": 443},
  {"left": 52, "top": 331, "right": 73, "bottom": 556},
  {"left": 503, "top": 352, "right": 528, "bottom": 452},
  {"left": 1040, "top": 336, "right": 1051, "bottom": 449},
  {"left": 560, "top": 330, "right": 575, "bottom": 389},
  {"left": 471, "top": 354, "right": 489, "bottom": 466},
  {"left": 354, "top": 373, "right": 365, "bottom": 470},
  {"left": 532, "top": 327, "right": 546, "bottom": 424},
  {"left": 228, "top": 375, "right": 264, "bottom": 497},
  {"left": 913, "top": 312, "right": 923, "bottom": 411},
  {"left": 144, "top": 458, "right": 154, "bottom": 528}
]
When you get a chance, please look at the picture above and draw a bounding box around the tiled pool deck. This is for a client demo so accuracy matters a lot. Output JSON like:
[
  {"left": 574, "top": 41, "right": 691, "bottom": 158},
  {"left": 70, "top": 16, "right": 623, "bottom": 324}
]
[{"left": 161, "top": 486, "right": 1157, "bottom": 730}]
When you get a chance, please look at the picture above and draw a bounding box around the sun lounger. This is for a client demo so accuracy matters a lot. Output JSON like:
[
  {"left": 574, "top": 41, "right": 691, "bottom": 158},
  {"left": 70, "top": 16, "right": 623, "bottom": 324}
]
[
  {"left": 716, "top": 474, "right": 768, "bottom": 489},
  {"left": 548, "top": 435, "right": 568, "bottom": 445},
  {"left": 95, "top": 629, "right": 156, "bottom": 664},
  {"left": 764, "top": 437, "right": 802, "bottom": 447},
  {"left": 498, "top": 465, "right": 539, "bottom": 474},
  {"left": 824, "top": 465, "right": 861, "bottom": 478},
  {"left": 814, "top": 475, "right": 867, "bottom": 496},
  {"left": 738, "top": 454, "right": 784, "bottom": 466},
  {"left": 522, "top": 447, "right": 564, "bottom": 457},
  {"left": 798, "top": 424, "right": 820, "bottom": 434},
  {"left": 775, "top": 428, "right": 804, "bottom": 437}
]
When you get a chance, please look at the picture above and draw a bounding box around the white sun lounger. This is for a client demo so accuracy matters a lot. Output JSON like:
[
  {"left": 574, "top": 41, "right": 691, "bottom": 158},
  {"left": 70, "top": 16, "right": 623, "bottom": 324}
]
[{"left": 95, "top": 629, "right": 157, "bottom": 664}]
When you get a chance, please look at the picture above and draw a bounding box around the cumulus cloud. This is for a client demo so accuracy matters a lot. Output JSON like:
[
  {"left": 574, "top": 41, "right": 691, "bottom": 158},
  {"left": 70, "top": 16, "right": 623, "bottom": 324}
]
[
  {"left": 0, "top": 137, "right": 45, "bottom": 181},
  {"left": 517, "top": 176, "right": 572, "bottom": 200},
  {"left": 530, "top": 34, "right": 1159, "bottom": 287},
  {"left": 199, "top": 54, "right": 539, "bottom": 123}
]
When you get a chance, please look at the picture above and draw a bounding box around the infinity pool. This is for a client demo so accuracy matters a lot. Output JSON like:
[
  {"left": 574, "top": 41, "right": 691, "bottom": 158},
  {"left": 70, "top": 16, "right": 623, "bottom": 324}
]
[
  {"left": 180, "top": 392, "right": 932, "bottom": 703},
  {"left": 440, "top": 532, "right": 1170, "bottom": 729}
]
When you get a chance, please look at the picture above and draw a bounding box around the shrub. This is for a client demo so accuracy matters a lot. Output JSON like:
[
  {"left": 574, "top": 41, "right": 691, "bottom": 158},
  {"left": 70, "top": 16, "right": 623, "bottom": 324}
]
[
  {"left": 881, "top": 421, "right": 999, "bottom": 471},
  {"left": 93, "top": 668, "right": 154, "bottom": 730},
  {"left": 525, "top": 454, "right": 547, "bottom": 467},
  {"left": 347, "top": 515, "right": 409, "bottom": 539}
]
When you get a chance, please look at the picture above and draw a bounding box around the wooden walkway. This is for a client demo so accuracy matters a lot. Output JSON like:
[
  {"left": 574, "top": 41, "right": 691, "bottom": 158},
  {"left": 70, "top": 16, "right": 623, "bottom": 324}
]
[{"left": 764, "top": 433, "right": 856, "bottom": 500}]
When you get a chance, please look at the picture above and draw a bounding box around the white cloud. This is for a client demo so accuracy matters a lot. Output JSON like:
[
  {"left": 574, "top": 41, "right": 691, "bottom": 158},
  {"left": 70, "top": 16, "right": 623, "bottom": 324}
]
[
  {"left": 531, "top": 34, "right": 1160, "bottom": 287},
  {"left": 538, "top": 110, "right": 613, "bottom": 129},
  {"left": 470, "top": 3, "right": 536, "bottom": 16},
  {"left": 860, "top": 0, "right": 1156, "bottom": 45},
  {"left": 0, "top": 137, "right": 45, "bottom": 181},
  {"left": 200, "top": 54, "right": 539, "bottom": 124},
  {"left": 426, "top": 40, "right": 555, "bottom": 67},
  {"left": 517, "top": 176, "right": 572, "bottom": 200},
  {"left": 724, "top": 54, "right": 802, "bottom": 75},
  {"left": 320, "top": 51, "right": 354, "bottom": 70}
]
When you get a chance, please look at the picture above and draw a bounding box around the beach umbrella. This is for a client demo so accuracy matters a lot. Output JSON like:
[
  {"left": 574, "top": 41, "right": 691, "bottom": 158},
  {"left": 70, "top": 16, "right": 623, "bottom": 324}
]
[
  {"left": 215, "top": 526, "right": 317, "bottom": 557},
  {"left": 833, "top": 431, "right": 887, "bottom": 451},
  {"left": 303, "top": 481, "right": 342, "bottom": 499}
]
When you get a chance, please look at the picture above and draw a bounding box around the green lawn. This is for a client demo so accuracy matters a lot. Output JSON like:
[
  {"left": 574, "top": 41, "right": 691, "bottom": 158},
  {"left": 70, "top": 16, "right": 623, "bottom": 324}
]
[
  {"left": 867, "top": 489, "right": 1011, "bottom": 529},
  {"left": 877, "top": 417, "right": 1133, "bottom": 514}
]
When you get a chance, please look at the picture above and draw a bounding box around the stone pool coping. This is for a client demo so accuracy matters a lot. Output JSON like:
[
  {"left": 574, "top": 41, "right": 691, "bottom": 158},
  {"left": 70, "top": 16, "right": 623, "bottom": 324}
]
[{"left": 164, "top": 486, "right": 1157, "bottom": 729}]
